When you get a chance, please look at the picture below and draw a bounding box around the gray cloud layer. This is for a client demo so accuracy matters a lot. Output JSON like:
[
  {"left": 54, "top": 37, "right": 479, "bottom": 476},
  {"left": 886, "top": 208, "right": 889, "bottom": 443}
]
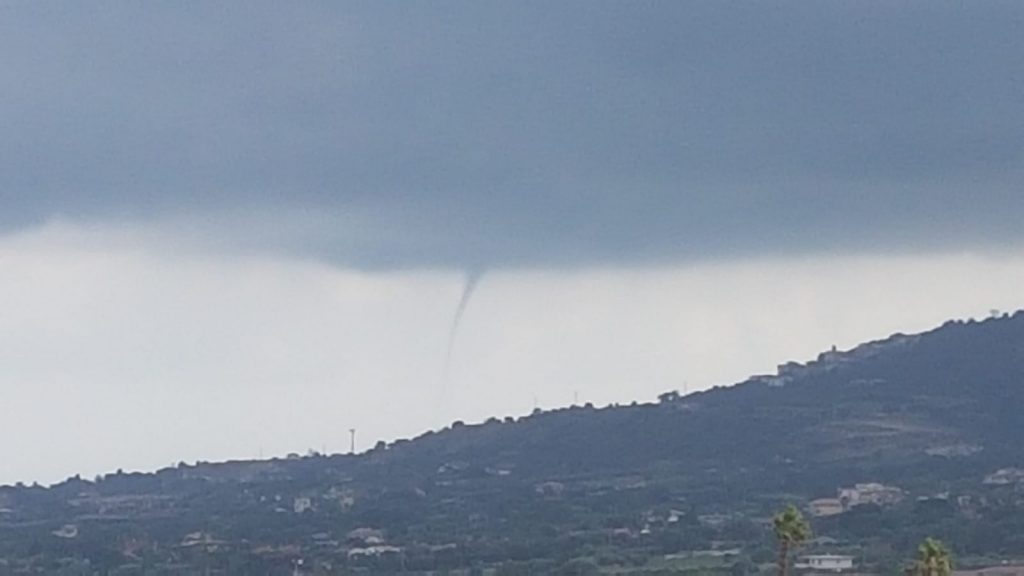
[{"left": 2, "top": 1, "right": 1022, "bottom": 267}]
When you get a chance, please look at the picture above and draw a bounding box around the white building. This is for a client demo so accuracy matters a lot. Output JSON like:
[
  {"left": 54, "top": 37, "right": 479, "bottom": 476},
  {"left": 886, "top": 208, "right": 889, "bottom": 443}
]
[
  {"left": 984, "top": 468, "right": 1024, "bottom": 485},
  {"left": 293, "top": 497, "right": 313, "bottom": 514},
  {"left": 838, "top": 483, "right": 903, "bottom": 508},
  {"left": 808, "top": 498, "right": 844, "bottom": 517},
  {"left": 796, "top": 555, "right": 855, "bottom": 572}
]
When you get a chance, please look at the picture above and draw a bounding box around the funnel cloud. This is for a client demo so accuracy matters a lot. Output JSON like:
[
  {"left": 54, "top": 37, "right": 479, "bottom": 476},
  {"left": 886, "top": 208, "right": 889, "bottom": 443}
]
[{"left": 443, "top": 269, "right": 485, "bottom": 384}]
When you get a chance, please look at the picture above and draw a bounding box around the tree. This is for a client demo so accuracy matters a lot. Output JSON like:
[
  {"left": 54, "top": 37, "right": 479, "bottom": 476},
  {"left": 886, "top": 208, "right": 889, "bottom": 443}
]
[
  {"left": 914, "top": 538, "right": 953, "bottom": 576},
  {"left": 773, "top": 505, "right": 811, "bottom": 576}
]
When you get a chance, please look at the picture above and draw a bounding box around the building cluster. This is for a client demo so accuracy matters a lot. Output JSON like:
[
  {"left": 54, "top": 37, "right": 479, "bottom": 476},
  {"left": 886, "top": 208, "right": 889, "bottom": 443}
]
[
  {"left": 983, "top": 468, "right": 1024, "bottom": 485},
  {"left": 808, "top": 482, "right": 905, "bottom": 517},
  {"left": 745, "top": 333, "right": 920, "bottom": 389}
]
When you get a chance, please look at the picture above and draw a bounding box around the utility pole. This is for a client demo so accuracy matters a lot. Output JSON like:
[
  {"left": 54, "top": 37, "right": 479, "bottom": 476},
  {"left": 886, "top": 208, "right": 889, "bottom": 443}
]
[{"left": 349, "top": 428, "right": 356, "bottom": 454}]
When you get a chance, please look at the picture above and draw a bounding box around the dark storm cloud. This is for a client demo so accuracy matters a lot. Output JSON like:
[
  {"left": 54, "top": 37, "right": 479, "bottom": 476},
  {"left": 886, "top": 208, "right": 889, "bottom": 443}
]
[{"left": 1, "top": 1, "right": 1022, "bottom": 267}]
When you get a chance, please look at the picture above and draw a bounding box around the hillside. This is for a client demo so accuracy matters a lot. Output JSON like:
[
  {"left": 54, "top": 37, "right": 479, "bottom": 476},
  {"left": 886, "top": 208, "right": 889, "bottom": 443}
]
[
  {"left": 376, "top": 311, "right": 1024, "bottom": 491},
  {"left": 2, "top": 312, "right": 1024, "bottom": 575}
]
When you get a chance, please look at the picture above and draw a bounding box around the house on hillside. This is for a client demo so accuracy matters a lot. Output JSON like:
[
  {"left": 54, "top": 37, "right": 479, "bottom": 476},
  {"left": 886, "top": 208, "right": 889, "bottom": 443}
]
[
  {"left": 348, "top": 545, "right": 402, "bottom": 559},
  {"left": 52, "top": 524, "right": 79, "bottom": 539},
  {"left": 347, "top": 527, "right": 385, "bottom": 545},
  {"left": 810, "top": 482, "right": 903, "bottom": 517},
  {"left": 808, "top": 498, "right": 844, "bottom": 517},
  {"left": 984, "top": 468, "right": 1024, "bottom": 485},
  {"left": 838, "top": 483, "right": 903, "bottom": 508},
  {"left": 795, "top": 555, "right": 855, "bottom": 572},
  {"left": 292, "top": 497, "right": 313, "bottom": 514},
  {"left": 748, "top": 374, "right": 792, "bottom": 388}
]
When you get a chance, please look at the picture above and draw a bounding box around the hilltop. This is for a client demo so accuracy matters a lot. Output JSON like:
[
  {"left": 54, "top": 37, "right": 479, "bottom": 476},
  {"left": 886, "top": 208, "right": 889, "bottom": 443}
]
[
  {"left": 370, "top": 311, "right": 1024, "bottom": 492},
  {"left": 3, "top": 312, "right": 1024, "bottom": 574}
]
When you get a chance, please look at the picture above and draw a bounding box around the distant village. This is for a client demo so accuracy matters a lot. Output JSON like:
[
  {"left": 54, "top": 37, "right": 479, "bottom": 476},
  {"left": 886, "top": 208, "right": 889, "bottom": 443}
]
[{"left": 2, "top": 454, "right": 1024, "bottom": 575}]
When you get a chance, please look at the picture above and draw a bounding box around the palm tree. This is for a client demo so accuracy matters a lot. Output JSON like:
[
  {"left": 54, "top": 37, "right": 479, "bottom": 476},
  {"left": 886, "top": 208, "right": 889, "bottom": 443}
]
[
  {"left": 774, "top": 505, "right": 812, "bottom": 576},
  {"left": 914, "top": 538, "right": 953, "bottom": 576}
]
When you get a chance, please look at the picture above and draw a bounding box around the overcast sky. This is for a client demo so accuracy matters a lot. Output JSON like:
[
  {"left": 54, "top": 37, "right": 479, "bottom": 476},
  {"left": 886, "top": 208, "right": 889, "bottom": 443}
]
[{"left": 1, "top": 2, "right": 1023, "bottom": 484}]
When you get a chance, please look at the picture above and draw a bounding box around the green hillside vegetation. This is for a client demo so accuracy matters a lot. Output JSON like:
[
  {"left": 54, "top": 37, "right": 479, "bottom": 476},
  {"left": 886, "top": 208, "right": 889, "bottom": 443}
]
[{"left": 2, "top": 312, "right": 1024, "bottom": 574}]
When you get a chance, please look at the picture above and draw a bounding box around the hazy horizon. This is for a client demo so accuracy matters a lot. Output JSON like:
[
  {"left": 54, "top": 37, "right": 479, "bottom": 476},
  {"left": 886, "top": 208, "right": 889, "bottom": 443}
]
[{"left": 4, "top": 225, "right": 1024, "bottom": 485}]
